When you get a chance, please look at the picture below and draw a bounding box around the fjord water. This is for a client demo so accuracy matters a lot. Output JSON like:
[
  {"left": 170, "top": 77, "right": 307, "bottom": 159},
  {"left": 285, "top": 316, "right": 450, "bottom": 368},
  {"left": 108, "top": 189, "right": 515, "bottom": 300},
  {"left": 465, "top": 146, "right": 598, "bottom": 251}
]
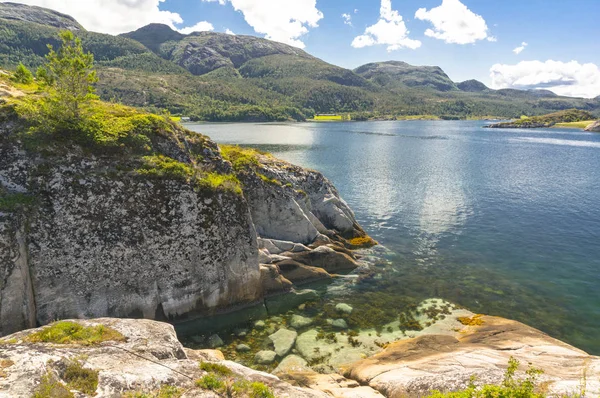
[{"left": 188, "top": 121, "right": 600, "bottom": 354}]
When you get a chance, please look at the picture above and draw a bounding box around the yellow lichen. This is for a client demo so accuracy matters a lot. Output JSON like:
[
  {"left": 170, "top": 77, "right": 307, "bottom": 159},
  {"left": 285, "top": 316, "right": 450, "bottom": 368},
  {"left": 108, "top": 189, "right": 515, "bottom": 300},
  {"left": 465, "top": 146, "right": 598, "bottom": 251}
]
[
  {"left": 457, "top": 314, "right": 485, "bottom": 326},
  {"left": 347, "top": 236, "right": 378, "bottom": 248}
]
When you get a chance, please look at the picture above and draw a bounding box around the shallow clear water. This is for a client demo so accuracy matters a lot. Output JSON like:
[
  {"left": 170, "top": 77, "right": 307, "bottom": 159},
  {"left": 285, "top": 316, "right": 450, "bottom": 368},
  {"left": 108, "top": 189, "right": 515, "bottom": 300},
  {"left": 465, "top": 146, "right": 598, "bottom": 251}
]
[{"left": 187, "top": 121, "right": 600, "bottom": 354}]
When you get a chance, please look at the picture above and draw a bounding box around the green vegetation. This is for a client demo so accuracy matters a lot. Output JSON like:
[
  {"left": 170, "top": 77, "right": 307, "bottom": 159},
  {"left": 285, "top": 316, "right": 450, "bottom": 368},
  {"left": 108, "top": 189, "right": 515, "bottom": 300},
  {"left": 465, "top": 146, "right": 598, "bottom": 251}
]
[
  {"left": 1, "top": 6, "right": 598, "bottom": 122},
  {"left": 489, "top": 109, "right": 596, "bottom": 129},
  {"left": 33, "top": 372, "right": 74, "bottom": 398},
  {"left": 62, "top": 360, "right": 99, "bottom": 395},
  {"left": 425, "top": 357, "right": 544, "bottom": 397},
  {"left": 554, "top": 120, "right": 596, "bottom": 129},
  {"left": 137, "top": 155, "right": 194, "bottom": 180},
  {"left": 196, "top": 373, "right": 225, "bottom": 391},
  {"left": 258, "top": 173, "right": 282, "bottom": 186},
  {"left": 25, "top": 321, "right": 126, "bottom": 345},
  {"left": 199, "top": 172, "right": 243, "bottom": 195},
  {"left": 199, "top": 361, "right": 233, "bottom": 376},
  {"left": 11, "top": 62, "right": 34, "bottom": 84},
  {"left": 220, "top": 145, "right": 261, "bottom": 170}
]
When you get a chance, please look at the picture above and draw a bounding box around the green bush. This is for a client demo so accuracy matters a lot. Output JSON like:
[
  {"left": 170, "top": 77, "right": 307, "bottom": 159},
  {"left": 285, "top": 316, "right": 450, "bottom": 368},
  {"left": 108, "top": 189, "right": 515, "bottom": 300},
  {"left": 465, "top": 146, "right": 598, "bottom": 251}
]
[
  {"left": 11, "top": 62, "right": 34, "bottom": 84},
  {"left": 425, "top": 357, "right": 544, "bottom": 398},
  {"left": 195, "top": 373, "right": 225, "bottom": 391},
  {"left": 32, "top": 372, "right": 74, "bottom": 398}
]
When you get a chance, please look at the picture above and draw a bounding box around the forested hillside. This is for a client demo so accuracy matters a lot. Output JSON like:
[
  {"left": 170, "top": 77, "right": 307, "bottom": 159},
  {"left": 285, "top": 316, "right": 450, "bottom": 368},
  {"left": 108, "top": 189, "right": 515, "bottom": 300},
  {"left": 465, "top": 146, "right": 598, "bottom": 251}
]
[{"left": 1, "top": 2, "right": 599, "bottom": 122}]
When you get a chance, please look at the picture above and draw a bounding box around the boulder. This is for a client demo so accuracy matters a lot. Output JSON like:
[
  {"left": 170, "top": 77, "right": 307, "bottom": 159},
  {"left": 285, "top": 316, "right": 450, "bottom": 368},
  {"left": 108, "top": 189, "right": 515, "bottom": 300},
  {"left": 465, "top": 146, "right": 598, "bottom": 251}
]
[
  {"left": 236, "top": 344, "right": 251, "bottom": 352},
  {"left": 260, "top": 264, "right": 293, "bottom": 293},
  {"left": 289, "top": 246, "right": 359, "bottom": 272},
  {"left": 206, "top": 334, "right": 224, "bottom": 348},
  {"left": 277, "top": 259, "right": 332, "bottom": 284},
  {"left": 585, "top": 120, "right": 600, "bottom": 132},
  {"left": 327, "top": 319, "right": 349, "bottom": 329},
  {"left": 269, "top": 328, "right": 298, "bottom": 357}
]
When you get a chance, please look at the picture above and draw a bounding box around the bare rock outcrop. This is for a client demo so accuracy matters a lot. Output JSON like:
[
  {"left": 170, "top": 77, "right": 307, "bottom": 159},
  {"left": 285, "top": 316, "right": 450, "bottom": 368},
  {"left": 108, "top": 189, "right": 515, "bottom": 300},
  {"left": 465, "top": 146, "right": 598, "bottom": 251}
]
[
  {"left": 585, "top": 120, "right": 600, "bottom": 132},
  {"left": 344, "top": 315, "right": 600, "bottom": 397}
]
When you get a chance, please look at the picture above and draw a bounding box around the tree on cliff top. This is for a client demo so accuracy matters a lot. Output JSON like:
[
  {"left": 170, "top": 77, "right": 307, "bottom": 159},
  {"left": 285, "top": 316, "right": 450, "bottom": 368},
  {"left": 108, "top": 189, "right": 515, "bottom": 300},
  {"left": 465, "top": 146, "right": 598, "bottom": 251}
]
[{"left": 37, "top": 30, "right": 98, "bottom": 122}]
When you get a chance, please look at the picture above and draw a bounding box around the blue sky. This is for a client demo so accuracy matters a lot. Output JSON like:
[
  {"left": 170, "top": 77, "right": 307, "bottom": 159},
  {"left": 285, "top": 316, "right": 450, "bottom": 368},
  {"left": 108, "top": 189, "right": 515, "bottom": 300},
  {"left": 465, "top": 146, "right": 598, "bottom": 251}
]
[{"left": 5, "top": 0, "right": 600, "bottom": 97}]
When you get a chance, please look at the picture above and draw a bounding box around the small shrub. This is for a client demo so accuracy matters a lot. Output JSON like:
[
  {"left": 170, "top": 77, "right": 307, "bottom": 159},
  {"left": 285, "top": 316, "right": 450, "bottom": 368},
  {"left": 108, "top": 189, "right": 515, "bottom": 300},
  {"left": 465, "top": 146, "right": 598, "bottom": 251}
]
[
  {"left": 11, "top": 63, "right": 34, "bottom": 85},
  {"left": 220, "top": 145, "right": 261, "bottom": 170},
  {"left": 25, "top": 321, "right": 126, "bottom": 345},
  {"left": 137, "top": 155, "right": 194, "bottom": 180},
  {"left": 249, "top": 382, "right": 275, "bottom": 398},
  {"left": 196, "top": 373, "right": 225, "bottom": 391},
  {"left": 199, "top": 362, "right": 232, "bottom": 376},
  {"left": 63, "top": 360, "right": 98, "bottom": 394},
  {"left": 32, "top": 372, "right": 74, "bottom": 398}
]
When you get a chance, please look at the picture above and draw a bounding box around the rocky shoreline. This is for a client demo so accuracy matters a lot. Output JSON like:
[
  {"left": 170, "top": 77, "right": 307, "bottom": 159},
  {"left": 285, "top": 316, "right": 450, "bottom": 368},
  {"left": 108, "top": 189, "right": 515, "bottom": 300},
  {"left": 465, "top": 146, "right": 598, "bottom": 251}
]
[{"left": 1, "top": 314, "right": 598, "bottom": 397}]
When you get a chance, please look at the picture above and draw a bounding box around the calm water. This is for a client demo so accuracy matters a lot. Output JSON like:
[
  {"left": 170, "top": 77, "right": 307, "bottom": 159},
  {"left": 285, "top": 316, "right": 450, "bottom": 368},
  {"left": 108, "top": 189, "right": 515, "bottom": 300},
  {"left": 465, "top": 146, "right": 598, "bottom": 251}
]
[{"left": 187, "top": 121, "right": 600, "bottom": 354}]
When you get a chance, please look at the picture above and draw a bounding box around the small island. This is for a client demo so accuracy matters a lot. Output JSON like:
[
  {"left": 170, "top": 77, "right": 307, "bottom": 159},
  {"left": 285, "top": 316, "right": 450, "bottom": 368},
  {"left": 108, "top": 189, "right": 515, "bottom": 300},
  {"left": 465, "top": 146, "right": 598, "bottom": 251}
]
[{"left": 485, "top": 109, "right": 599, "bottom": 130}]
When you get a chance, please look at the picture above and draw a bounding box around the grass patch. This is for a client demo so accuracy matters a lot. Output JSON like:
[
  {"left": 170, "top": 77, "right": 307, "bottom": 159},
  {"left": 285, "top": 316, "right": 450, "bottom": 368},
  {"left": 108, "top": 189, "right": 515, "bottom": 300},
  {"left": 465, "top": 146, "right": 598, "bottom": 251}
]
[
  {"left": 258, "top": 173, "right": 282, "bottom": 186},
  {"left": 25, "top": 321, "right": 126, "bottom": 345},
  {"left": 249, "top": 382, "right": 275, "bottom": 398},
  {"left": 314, "top": 114, "right": 345, "bottom": 121},
  {"left": 220, "top": 145, "right": 262, "bottom": 171},
  {"left": 33, "top": 372, "right": 74, "bottom": 398},
  {"left": 199, "top": 362, "right": 233, "bottom": 376},
  {"left": 136, "top": 155, "right": 194, "bottom": 180},
  {"left": 554, "top": 120, "right": 596, "bottom": 129},
  {"left": 62, "top": 360, "right": 98, "bottom": 395},
  {"left": 196, "top": 373, "right": 225, "bottom": 391},
  {"left": 199, "top": 172, "right": 243, "bottom": 195}
]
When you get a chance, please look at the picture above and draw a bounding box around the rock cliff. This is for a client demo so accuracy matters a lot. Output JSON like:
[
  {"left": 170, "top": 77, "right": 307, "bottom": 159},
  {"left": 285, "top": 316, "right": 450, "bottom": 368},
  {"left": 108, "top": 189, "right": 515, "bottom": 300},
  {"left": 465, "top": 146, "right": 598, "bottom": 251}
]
[
  {"left": 0, "top": 80, "right": 371, "bottom": 337},
  {"left": 585, "top": 120, "right": 600, "bottom": 132}
]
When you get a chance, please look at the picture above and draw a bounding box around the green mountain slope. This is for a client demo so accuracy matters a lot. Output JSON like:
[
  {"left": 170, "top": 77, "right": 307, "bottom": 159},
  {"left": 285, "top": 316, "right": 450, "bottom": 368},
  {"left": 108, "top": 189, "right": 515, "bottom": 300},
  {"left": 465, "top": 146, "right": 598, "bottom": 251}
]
[
  {"left": 0, "top": 2, "right": 598, "bottom": 122},
  {"left": 355, "top": 61, "right": 458, "bottom": 92}
]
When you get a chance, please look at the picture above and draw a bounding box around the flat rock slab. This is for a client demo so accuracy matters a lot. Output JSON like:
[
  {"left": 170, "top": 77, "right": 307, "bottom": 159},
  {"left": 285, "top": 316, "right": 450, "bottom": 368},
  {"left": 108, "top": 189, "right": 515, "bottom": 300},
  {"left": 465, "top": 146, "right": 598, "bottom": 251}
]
[
  {"left": 344, "top": 315, "right": 600, "bottom": 398},
  {"left": 269, "top": 328, "right": 298, "bottom": 357}
]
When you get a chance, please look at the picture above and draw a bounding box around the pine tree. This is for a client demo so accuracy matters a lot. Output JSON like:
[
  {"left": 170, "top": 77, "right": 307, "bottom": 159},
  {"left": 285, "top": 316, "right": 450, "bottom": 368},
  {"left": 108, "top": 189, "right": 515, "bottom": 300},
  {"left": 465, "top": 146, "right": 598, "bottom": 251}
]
[{"left": 11, "top": 62, "right": 34, "bottom": 84}]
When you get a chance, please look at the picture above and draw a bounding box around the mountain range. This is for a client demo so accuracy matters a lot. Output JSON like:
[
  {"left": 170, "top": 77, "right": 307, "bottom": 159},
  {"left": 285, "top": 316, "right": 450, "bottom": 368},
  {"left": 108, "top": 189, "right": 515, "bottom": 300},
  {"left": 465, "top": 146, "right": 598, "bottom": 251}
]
[{"left": 1, "top": 2, "right": 599, "bottom": 121}]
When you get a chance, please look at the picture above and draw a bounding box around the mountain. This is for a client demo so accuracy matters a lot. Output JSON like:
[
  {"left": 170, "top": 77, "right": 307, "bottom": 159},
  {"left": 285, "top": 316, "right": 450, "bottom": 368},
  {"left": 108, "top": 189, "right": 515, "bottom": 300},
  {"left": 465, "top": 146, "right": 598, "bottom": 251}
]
[
  {"left": 0, "top": 2, "right": 598, "bottom": 122},
  {"left": 457, "top": 79, "right": 489, "bottom": 92},
  {"left": 0, "top": 1, "right": 83, "bottom": 30},
  {"left": 354, "top": 61, "right": 458, "bottom": 92}
]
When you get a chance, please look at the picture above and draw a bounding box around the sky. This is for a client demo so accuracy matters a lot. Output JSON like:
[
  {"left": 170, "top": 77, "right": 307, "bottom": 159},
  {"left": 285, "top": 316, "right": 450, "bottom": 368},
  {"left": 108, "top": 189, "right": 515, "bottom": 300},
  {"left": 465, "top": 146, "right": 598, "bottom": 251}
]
[{"left": 4, "top": 0, "right": 600, "bottom": 98}]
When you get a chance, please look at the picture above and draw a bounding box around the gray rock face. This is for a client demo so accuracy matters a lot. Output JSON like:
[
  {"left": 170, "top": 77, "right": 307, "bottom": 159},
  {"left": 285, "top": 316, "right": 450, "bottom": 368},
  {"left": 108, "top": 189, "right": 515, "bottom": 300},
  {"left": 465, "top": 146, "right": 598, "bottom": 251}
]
[
  {"left": 585, "top": 120, "right": 600, "bottom": 132},
  {"left": 268, "top": 328, "right": 297, "bottom": 357}
]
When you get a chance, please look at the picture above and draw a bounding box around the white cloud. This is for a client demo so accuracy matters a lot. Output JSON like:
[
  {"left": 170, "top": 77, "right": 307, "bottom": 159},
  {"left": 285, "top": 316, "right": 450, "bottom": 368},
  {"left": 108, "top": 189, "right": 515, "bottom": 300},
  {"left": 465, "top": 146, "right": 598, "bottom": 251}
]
[
  {"left": 415, "top": 0, "right": 492, "bottom": 44},
  {"left": 177, "top": 21, "right": 214, "bottom": 34},
  {"left": 351, "top": 0, "right": 421, "bottom": 52},
  {"left": 225, "top": 28, "right": 235, "bottom": 35},
  {"left": 490, "top": 60, "right": 600, "bottom": 98},
  {"left": 513, "top": 42, "right": 528, "bottom": 55},
  {"left": 342, "top": 13, "right": 352, "bottom": 26},
  {"left": 202, "top": 0, "right": 323, "bottom": 48},
  {"left": 1, "top": 0, "right": 185, "bottom": 34}
]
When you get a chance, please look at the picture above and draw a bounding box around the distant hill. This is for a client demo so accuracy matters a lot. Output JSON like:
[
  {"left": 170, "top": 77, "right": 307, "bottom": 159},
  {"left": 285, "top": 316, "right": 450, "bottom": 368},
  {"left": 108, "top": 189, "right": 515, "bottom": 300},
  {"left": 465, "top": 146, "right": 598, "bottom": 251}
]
[
  {"left": 354, "top": 61, "right": 458, "bottom": 92},
  {"left": 457, "top": 79, "right": 488, "bottom": 92},
  {"left": 1, "top": 2, "right": 598, "bottom": 122}
]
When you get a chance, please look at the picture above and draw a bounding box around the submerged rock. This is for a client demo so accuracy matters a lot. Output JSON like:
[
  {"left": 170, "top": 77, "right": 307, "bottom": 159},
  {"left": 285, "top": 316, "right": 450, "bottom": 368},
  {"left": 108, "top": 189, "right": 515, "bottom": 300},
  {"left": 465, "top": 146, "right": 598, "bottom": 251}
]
[
  {"left": 273, "top": 355, "right": 311, "bottom": 375},
  {"left": 269, "top": 328, "right": 298, "bottom": 357},
  {"left": 207, "top": 334, "right": 224, "bottom": 348},
  {"left": 265, "top": 289, "right": 319, "bottom": 315},
  {"left": 254, "top": 350, "right": 277, "bottom": 365},
  {"left": 290, "top": 315, "right": 314, "bottom": 329},
  {"left": 236, "top": 344, "right": 251, "bottom": 352},
  {"left": 327, "top": 318, "right": 349, "bottom": 329},
  {"left": 335, "top": 303, "right": 353, "bottom": 314}
]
